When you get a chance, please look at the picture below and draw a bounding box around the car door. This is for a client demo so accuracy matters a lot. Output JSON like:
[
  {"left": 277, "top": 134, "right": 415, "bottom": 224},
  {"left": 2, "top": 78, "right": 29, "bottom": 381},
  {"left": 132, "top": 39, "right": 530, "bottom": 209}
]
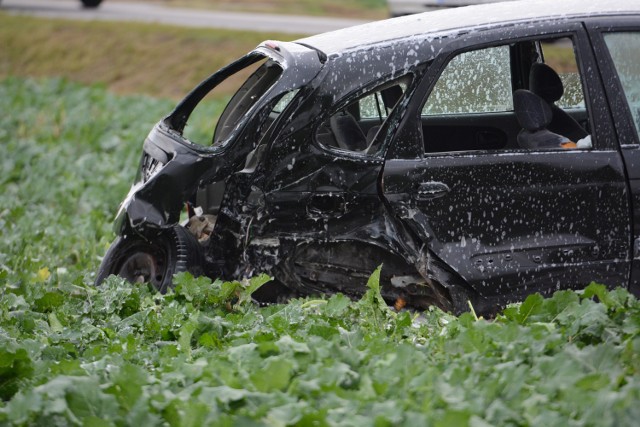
[
  {"left": 250, "top": 70, "right": 416, "bottom": 295},
  {"left": 586, "top": 17, "right": 640, "bottom": 297},
  {"left": 382, "top": 24, "right": 631, "bottom": 302}
]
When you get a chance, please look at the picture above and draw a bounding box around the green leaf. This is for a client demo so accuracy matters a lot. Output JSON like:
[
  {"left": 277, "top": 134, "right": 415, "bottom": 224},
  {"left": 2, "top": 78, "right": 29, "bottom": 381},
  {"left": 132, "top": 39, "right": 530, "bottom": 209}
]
[
  {"left": 357, "top": 265, "right": 392, "bottom": 329},
  {"left": 266, "top": 402, "right": 308, "bottom": 426},
  {"left": 34, "top": 291, "right": 65, "bottom": 312},
  {"left": 48, "top": 312, "right": 64, "bottom": 333},
  {"left": 514, "top": 293, "right": 545, "bottom": 324},
  {"left": 0, "top": 347, "right": 34, "bottom": 401},
  {"left": 83, "top": 416, "right": 115, "bottom": 427},
  {"left": 435, "top": 410, "right": 472, "bottom": 427},
  {"left": 173, "top": 272, "right": 216, "bottom": 307},
  {"left": 237, "top": 274, "right": 273, "bottom": 307},
  {"left": 105, "top": 363, "right": 148, "bottom": 411},
  {"left": 250, "top": 357, "right": 294, "bottom": 392},
  {"left": 324, "top": 293, "right": 350, "bottom": 317},
  {"left": 178, "top": 313, "right": 200, "bottom": 357}
]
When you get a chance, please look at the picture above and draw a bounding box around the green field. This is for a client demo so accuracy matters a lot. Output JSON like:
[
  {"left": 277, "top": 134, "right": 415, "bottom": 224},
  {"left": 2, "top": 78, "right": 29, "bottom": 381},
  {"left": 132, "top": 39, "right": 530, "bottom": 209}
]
[
  {"left": 0, "top": 13, "right": 298, "bottom": 99},
  {"left": 1, "top": 10, "right": 639, "bottom": 426},
  {"left": 0, "top": 76, "right": 638, "bottom": 427}
]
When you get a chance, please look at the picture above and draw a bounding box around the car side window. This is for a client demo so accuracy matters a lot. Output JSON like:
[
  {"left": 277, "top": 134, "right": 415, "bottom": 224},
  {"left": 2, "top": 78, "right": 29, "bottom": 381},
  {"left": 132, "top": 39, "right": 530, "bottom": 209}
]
[
  {"left": 542, "top": 40, "right": 585, "bottom": 110},
  {"left": 419, "top": 37, "right": 592, "bottom": 154},
  {"left": 316, "top": 78, "right": 409, "bottom": 155},
  {"left": 603, "top": 32, "right": 640, "bottom": 142},
  {"left": 422, "top": 46, "right": 513, "bottom": 115}
]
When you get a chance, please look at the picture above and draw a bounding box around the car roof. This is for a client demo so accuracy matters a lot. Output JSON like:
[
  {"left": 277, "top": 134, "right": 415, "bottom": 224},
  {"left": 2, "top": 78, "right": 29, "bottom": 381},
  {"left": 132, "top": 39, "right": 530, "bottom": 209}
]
[{"left": 297, "top": 0, "right": 640, "bottom": 56}]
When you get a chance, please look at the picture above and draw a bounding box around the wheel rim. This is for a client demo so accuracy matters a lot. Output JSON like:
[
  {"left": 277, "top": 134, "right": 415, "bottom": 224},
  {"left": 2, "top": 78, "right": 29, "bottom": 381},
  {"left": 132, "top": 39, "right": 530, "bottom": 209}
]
[{"left": 116, "top": 244, "right": 168, "bottom": 290}]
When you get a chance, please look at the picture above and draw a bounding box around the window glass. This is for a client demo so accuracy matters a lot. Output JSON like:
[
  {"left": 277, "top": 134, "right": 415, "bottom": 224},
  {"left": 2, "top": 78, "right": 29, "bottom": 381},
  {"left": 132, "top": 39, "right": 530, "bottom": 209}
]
[
  {"left": 359, "top": 92, "right": 388, "bottom": 120},
  {"left": 540, "top": 39, "right": 585, "bottom": 109},
  {"left": 419, "top": 37, "right": 591, "bottom": 154},
  {"left": 316, "top": 78, "right": 408, "bottom": 154},
  {"left": 359, "top": 82, "right": 409, "bottom": 119},
  {"left": 422, "top": 46, "right": 513, "bottom": 115},
  {"left": 272, "top": 89, "right": 299, "bottom": 114},
  {"left": 603, "top": 32, "right": 640, "bottom": 141}
]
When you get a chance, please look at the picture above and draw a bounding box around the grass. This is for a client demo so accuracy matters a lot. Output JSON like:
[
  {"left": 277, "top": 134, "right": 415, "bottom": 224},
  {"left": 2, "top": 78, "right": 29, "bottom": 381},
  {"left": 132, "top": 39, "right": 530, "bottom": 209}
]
[
  {"left": 114, "top": 0, "right": 388, "bottom": 19},
  {"left": 0, "top": 12, "right": 301, "bottom": 98}
]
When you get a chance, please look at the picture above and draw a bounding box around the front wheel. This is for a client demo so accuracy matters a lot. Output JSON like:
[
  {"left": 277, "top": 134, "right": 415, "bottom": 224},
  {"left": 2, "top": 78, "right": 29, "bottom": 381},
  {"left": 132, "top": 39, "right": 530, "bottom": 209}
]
[{"left": 95, "top": 226, "right": 202, "bottom": 292}]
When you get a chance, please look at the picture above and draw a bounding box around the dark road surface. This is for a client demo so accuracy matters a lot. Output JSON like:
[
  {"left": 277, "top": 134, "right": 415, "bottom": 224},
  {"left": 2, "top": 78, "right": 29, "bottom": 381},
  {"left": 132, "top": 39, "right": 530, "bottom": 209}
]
[{"left": 1, "top": 0, "right": 371, "bottom": 35}]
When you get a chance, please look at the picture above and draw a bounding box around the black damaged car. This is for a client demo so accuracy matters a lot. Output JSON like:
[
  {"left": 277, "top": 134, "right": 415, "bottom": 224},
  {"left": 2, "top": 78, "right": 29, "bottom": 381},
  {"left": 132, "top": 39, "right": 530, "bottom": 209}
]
[{"left": 96, "top": 0, "right": 640, "bottom": 315}]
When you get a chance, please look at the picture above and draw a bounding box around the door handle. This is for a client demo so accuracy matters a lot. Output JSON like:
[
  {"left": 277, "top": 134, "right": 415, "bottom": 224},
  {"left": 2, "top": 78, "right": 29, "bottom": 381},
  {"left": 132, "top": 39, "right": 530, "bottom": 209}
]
[{"left": 415, "top": 182, "right": 450, "bottom": 201}]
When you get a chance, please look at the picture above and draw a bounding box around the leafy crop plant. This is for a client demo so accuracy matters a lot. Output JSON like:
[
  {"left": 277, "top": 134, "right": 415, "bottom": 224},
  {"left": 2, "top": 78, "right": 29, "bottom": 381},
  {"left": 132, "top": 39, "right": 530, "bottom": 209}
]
[{"left": 0, "top": 78, "right": 638, "bottom": 426}]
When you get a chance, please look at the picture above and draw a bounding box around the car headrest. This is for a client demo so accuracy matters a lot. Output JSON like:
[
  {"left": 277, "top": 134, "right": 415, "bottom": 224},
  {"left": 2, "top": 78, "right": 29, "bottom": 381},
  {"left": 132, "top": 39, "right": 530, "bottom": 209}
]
[
  {"left": 514, "top": 89, "right": 553, "bottom": 132},
  {"left": 329, "top": 111, "right": 368, "bottom": 151},
  {"left": 529, "top": 62, "right": 564, "bottom": 103},
  {"left": 381, "top": 85, "right": 403, "bottom": 109}
]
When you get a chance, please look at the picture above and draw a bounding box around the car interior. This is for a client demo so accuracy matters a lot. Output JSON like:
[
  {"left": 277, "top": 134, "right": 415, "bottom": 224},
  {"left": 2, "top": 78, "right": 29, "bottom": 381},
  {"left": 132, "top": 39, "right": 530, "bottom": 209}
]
[
  {"left": 419, "top": 37, "right": 591, "bottom": 153},
  {"left": 315, "top": 77, "right": 410, "bottom": 154},
  {"left": 315, "top": 37, "right": 592, "bottom": 156}
]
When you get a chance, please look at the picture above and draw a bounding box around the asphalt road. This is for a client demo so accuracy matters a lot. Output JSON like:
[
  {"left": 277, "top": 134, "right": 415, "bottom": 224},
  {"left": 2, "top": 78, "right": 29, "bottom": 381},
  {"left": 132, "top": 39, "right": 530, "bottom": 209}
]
[{"left": 0, "top": 0, "right": 370, "bottom": 35}]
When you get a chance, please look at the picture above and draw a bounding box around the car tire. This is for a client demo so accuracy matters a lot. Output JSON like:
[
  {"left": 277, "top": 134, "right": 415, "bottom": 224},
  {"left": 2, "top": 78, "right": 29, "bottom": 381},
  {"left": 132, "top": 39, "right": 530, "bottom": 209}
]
[
  {"left": 95, "top": 226, "right": 202, "bottom": 293},
  {"left": 81, "top": 0, "right": 102, "bottom": 8}
]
